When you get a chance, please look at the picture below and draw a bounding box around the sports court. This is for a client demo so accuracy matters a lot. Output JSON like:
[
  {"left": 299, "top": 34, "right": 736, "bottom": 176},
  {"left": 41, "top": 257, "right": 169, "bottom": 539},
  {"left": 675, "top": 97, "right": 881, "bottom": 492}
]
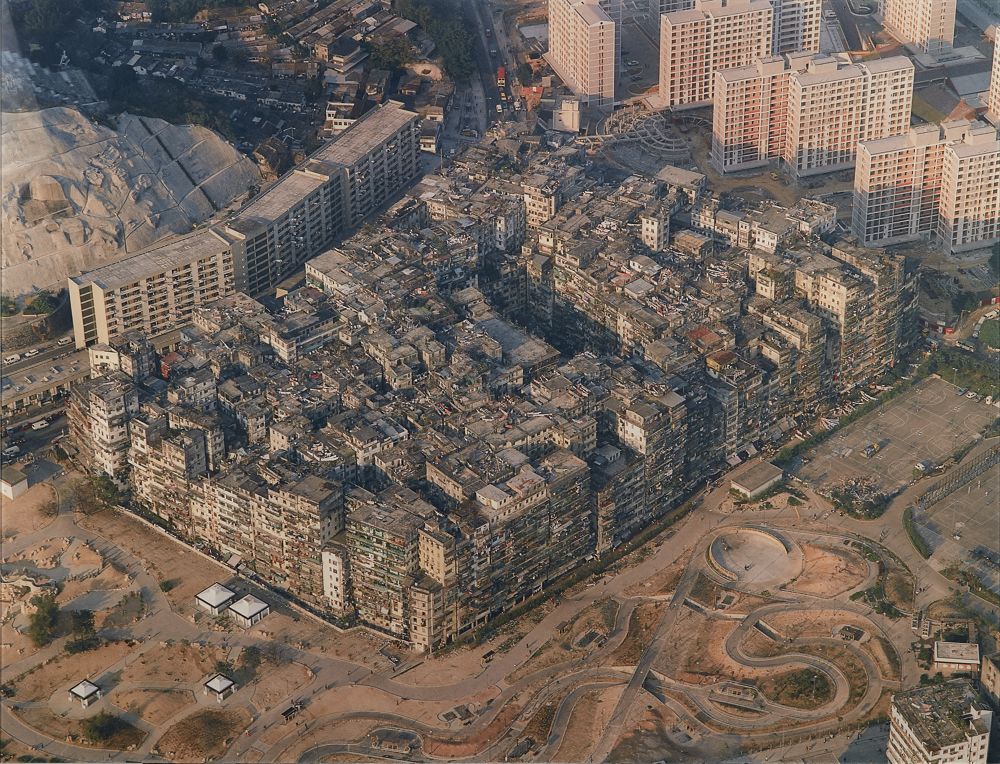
[
  {"left": 798, "top": 376, "right": 998, "bottom": 492},
  {"left": 913, "top": 462, "right": 1000, "bottom": 596}
]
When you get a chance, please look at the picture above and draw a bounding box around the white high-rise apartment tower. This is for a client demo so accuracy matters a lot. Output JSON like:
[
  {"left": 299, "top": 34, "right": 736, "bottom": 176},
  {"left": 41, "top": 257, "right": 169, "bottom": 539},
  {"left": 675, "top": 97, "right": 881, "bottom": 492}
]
[
  {"left": 712, "top": 53, "right": 913, "bottom": 177},
  {"left": 880, "top": 0, "right": 955, "bottom": 54},
  {"left": 988, "top": 41, "right": 1000, "bottom": 126},
  {"left": 649, "top": 0, "right": 818, "bottom": 53},
  {"left": 658, "top": 0, "right": 773, "bottom": 108},
  {"left": 547, "top": 0, "right": 621, "bottom": 106},
  {"left": 939, "top": 125, "right": 1000, "bottom": 255},
  {"left": 785, "top": 55, "right": 913, "bottom": 177},
  {"left": 852, "top": 120, "right": 994, "bottom": 248},
  {"left": 771, "top": 0, "right": 821, "bottom": 54}
]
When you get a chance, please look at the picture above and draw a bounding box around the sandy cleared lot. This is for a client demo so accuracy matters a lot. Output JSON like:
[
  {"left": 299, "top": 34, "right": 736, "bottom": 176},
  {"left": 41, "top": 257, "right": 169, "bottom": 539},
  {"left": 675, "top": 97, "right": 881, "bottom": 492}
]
[
  {"left": 13, "top": 640, "right": 132, "bottom": 701},
  {"left": 765, "top": 609, "right": 873, "bottom": 642},
  {"left": 656, "top": 610, "right": 793, "bottom": 685},
  {"left": 784, "top": 543, "right": 869, "bottom": 597},
  {"left": 553, "top": 685, "right": 624, "bottom": 761},
  {"left": 0, "top": 483, "right": 58, "bottom": 539},
  {"left": 122, "top": 641, "right": 226, "bottom": 685},
  {"left": 77, "top": 508, "right": 231, "bottom": 617},
  {"left": 246, "top": 659, "right": 312, "bottom": 709},
  {"left": 113, "top": 687, "right": 195, "bottom": 724},
  {"left": 798, "top": 377, "right": 996, "bottom": 492}
]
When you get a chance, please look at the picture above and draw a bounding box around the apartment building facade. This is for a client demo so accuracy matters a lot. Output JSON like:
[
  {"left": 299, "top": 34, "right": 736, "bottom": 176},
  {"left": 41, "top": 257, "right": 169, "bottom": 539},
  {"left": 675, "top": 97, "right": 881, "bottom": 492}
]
[
  {"left": 784, "top": 55, "right": 913, "bottom": 177},
  {"left": 69, "top": 102, "right": 421, "bottom": 349},
  {"left": 546, "top": 0, "right": 621, "bottom": 106},
  {"left": 711, "top": 52, "right": 813, "bottom": 173},
  {"left": 853, "top": 120, "right": 999, "bottom": 254},
  {"left": 881, "top": 0, "right": 955, "bottom": 55},
  {"left": 658, "top": 0, "right": 773, "bottom": 109},
  {"left": 713, "top": 54, "right": 913, "bottom": 177},
  {"left": 989, "top": 42, "right": 1000, "bottom": 126},
  {"left": 887, "top": 681, "right": 992, "bottom": 764}
]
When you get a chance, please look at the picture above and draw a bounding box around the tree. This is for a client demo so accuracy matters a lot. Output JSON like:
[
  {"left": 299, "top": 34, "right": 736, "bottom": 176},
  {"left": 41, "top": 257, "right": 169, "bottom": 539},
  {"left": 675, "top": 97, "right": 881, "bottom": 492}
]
[
  {"left": 67, "top": 609, "right": 99, "bottom": 653},
  {"left": 23, "top": 290, "right": 59, "bottom": 315},
  {"left": 82, "top": 712, "right": 127, "bottom": 743},
  {"left": 71, "top": 610, "right": 95, "bottom": 639},
  {"left": 0, "top": 294, "right": 17, "bottom": 317},
  {"left": 28, "top": 594, "right": 59, "bottom": 647},
  {"left": 39, "top": 496, "right": 61, "bottom": 518},
  {"left": 304, "top": 75, "right": 325, "bottom": 104},
  {"left": 369, "top": 37, "right": 416, "bottom": 71}
]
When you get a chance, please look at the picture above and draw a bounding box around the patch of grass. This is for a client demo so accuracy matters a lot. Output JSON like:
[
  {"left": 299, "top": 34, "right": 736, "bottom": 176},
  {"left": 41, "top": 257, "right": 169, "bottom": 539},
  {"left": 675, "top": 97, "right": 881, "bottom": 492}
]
[
  {"left": 980, "top": 320, "right": 1000, "bottom": 350},
  {"left": 521, "top": 700, "right": 557, "bottom": 745},
  {"left": 82, "top": 712, "right": 143, "bottom": 748},
  {"left": 758, "top": 668, "right": 833, "bottom": 710}
]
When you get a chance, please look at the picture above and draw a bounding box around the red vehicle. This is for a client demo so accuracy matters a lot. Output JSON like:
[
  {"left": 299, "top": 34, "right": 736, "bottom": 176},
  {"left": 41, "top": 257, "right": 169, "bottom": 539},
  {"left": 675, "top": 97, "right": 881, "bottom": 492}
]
[{"left": 496, "top": 66, "right": 505, "bottom": 87}]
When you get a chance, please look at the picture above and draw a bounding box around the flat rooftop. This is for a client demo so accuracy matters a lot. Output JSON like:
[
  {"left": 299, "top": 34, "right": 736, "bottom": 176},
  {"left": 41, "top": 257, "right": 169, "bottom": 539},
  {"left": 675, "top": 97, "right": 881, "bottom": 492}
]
[
  {"left": 72, "top": 229, "right": 232, "bottom": 291},
  {"left": 731, "top": 461, "right": 784, "bottom": 492},
  {"left": 313, "top": 100, "right": 418, "bottom": 167},
  {"left": 892, "top": 680, "right": 991, "bottom": 749},
  {"left": 934, "top": 641, "right": 981, "bottom": 663}
]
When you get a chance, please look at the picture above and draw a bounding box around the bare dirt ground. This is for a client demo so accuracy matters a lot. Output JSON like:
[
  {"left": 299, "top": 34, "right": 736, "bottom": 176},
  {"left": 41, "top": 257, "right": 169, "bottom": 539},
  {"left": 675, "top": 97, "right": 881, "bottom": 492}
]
[
  {"left": 268, "top": 718, "right": 380, "bottom": 760},
  {"left": 0, "top": 483, "right": 58, "bottom": 537},
  {"left": 552, "top": 685, "right": 624, "bottom": 761},
  {"left": 624, "top": 549, "right": 690, "bottom": 596},
  {"left": 57, "top": 562, "right": 131, "bottom": 604},
  {"left": 12, "top": 640, "right": 131, "bottom": 701},
  {"left": 113, "top": 688, "right": 195, "bottom": 725},
  {"left": 784, "top": 544, "right": 868, "bottom": 597},
  {"left": 422, "top": 699, "right": 523, "bottom": 759},
  {"left": 245, "top": 659, "right": 312, "bottom": 709},
  {"left": 657, "top": 610, "right": 788, "bottom": 685},
  {"left": 604, "top": 601, "right": 666, "bottom": 667},
  {"left": 765, "top": 610, "right": 872, "bottom": 642},
  {"left": 121, "top": 641, "right": 225, "bottom": 685},
  {"left": 864, "top": 635, "right": 901, "bottom": 681},
  {"left": 154, "top": 708, "right": 251, "bottom": 761},
  {"left": 508, "top": 598, "right": 618, "bottom": 683},
  {"left": 77, "top": 509, "right": 229, "bottom": 618},
  {"left": 302, "top": 684, "right": 456, "bottom": 729}
]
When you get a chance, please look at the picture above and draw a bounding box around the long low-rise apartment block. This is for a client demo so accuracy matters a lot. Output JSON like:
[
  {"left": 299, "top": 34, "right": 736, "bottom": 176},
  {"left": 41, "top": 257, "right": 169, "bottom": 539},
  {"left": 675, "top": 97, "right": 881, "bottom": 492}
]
[{"left": 69, "top": 101, "right": 421, "bottom": 349}]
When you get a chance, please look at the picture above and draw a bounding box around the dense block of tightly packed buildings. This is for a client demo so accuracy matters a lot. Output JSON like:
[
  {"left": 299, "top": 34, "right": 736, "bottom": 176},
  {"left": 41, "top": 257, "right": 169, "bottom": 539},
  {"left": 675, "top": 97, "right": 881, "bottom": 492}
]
[{"left": 68, "top": 134, "right": 919, "bottom": 651}]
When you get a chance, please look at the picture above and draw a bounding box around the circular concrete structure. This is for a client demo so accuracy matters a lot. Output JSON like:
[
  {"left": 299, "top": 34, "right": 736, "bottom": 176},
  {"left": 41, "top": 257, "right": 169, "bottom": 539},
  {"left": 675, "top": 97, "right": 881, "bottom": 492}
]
[{"left": 709, "top": 527, "right": 802, "bottom": 587}]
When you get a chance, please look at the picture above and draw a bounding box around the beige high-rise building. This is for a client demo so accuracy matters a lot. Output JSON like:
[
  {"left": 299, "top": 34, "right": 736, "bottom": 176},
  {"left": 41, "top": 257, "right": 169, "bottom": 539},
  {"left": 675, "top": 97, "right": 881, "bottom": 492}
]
[
  {"left": 648, "top": 0, "right": 818, "bottom": 53},
  {"left": 658, "top": 0, "right": 773, "bottom": 108},
  {"left": 712, "top": 51, "right": 814, "bottom": 173},
  {"left": 713, "top": 53, "right": 913, "bottom": 177},
  {"left": 853, "top": 120, "right": 998, "bottom": 250},
  {"left": 881, "top": 0, "right": 955, "bottom": 55},
  {"left": 988, "top": 42, "right": 1000, "bottom": 126},
  {"left": 770, "top": 0, "right": 821, "bottom": 54},
  {"left": 546, "top": 0, "right": 620, "bottom": 106},
  {"left": 69, "top": 229, "right": 236, "bottom": 349},
  {"left": 785, "top": 55, "right": 913, "bottom": 177},
  {"left": 939, "top": 124, "right": 1000, "bottom": 255}
]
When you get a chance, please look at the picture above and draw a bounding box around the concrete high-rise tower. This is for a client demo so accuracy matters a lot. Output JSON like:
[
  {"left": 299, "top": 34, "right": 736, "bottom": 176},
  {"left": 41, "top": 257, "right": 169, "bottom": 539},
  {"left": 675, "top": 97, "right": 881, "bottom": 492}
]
[{"left": 546, "top": 0, "right": 621, "bottom": 106}]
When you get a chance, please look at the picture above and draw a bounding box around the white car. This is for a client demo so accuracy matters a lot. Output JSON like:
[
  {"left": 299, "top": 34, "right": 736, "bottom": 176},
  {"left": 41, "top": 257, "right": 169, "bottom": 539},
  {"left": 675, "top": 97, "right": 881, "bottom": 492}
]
[
  {"left": 57, "top": 337, "right": 73, "bottom": 346},
  {"left": 496, "top": 104, "right": 502, "bottom": 113},
  {"left": 3, "top": 354, "right": 20, "bottom": 364},
  {"left": 23, "top": 348, "right": 40, "bottom": 358},
  {"left": 31, "top": 419, "right": 50, "bottom": 430}
]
